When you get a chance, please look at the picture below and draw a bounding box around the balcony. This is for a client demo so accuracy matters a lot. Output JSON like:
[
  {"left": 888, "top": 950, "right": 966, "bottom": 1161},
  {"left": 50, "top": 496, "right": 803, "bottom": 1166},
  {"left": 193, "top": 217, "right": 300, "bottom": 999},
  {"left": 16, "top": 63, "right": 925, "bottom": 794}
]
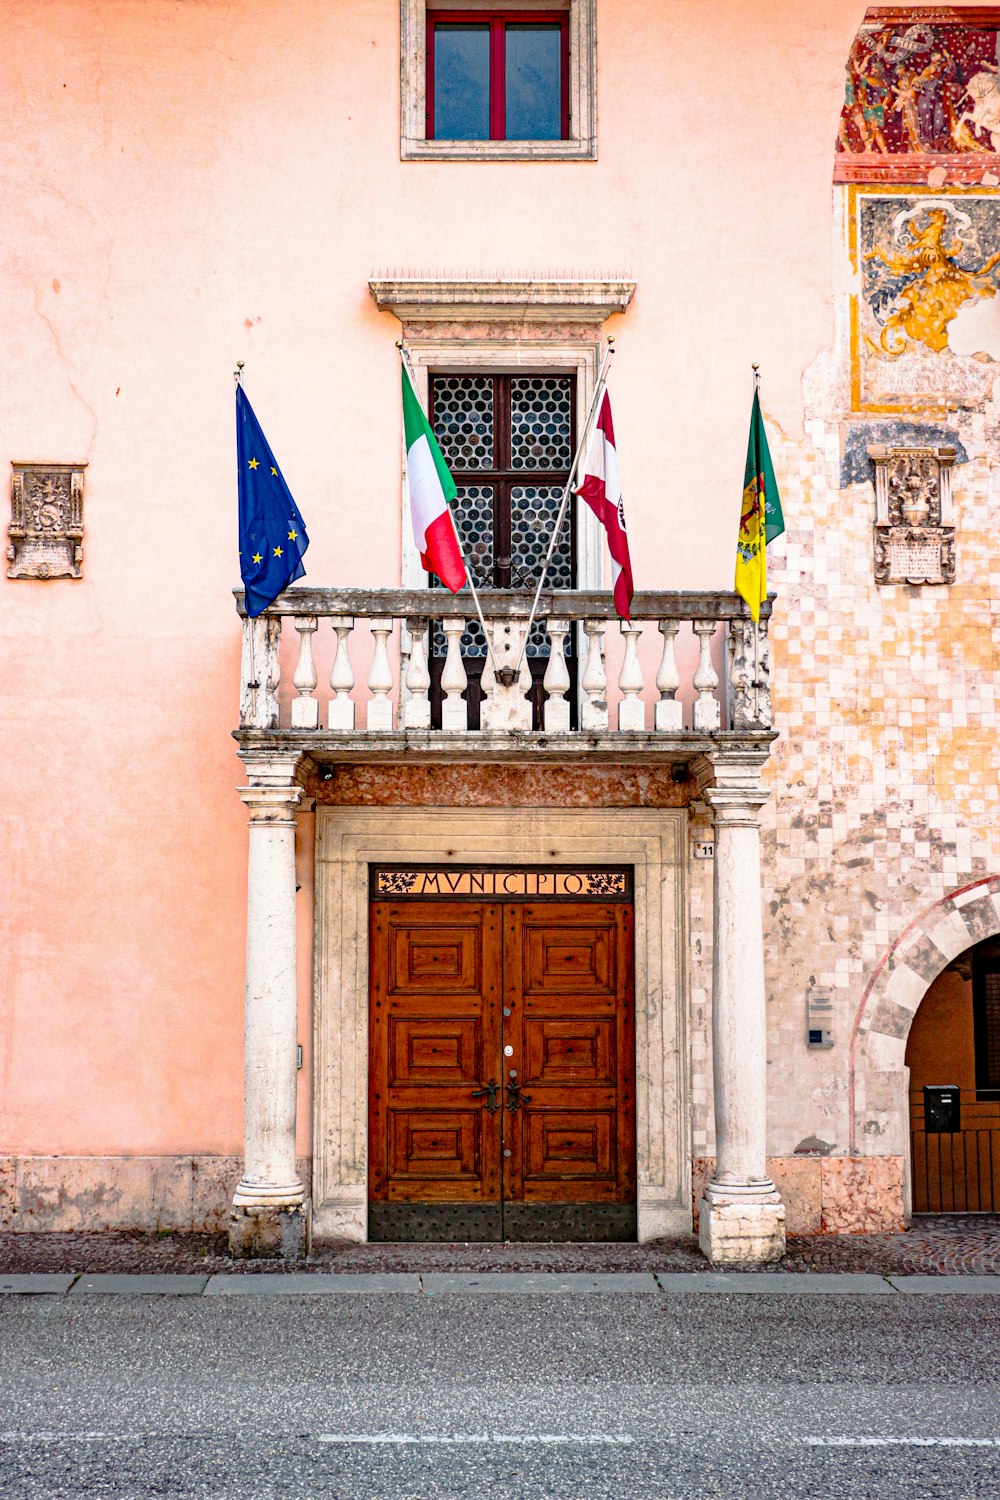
[{"left": 234, "top": 587, "right": 774, "bottom": 766}]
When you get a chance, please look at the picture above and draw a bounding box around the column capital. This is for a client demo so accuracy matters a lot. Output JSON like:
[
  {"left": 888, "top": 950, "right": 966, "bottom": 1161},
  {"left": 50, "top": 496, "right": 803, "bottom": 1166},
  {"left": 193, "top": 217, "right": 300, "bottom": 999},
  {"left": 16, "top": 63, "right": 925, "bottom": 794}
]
[
  {"left": 702, "top": 785, "right": 770, "bottom": 827},
  {"left": 238, "top": 783, "right": 303, "bottom": 824},
  {"left": 694, "top": 749, "right": 771, "bottom": 826},
  {"left": 238, "top": 750, "right": 303, "bottom": 789},
  {"left": 692, "top": 748, "right": 770, "bottom": 796}
]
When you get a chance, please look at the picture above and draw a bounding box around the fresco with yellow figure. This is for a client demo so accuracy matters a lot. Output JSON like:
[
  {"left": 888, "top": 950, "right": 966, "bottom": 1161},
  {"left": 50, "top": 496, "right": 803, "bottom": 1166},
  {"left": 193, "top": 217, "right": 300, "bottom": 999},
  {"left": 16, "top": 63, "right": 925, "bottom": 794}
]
[
  {"left": 865, "top": 204, "right": 1000, "bottom": 355},
  {"left": 851, "top": 186, "right": 1000, "bottom": 410}
]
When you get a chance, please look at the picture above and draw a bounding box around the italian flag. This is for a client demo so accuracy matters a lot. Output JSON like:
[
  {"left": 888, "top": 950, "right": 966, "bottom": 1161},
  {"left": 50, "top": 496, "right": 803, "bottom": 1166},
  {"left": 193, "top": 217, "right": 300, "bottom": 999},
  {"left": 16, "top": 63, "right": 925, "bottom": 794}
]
[{"left": 402, "top": 366, "right": 467, "bottom": 593}]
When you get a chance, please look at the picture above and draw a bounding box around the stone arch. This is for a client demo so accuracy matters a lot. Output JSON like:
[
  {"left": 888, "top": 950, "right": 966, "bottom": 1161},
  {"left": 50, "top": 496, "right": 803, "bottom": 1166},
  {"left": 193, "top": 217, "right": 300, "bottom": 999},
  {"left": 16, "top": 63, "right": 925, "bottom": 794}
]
[{"left": 849, "top": 877, "right": 1000, "bottom": 1155}]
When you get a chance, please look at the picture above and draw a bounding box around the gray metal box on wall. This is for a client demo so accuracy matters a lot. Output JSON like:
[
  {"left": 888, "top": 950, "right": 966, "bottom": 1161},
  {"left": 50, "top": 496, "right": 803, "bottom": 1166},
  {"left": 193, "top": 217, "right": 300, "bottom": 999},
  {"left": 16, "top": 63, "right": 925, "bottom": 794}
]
[{"left": 806, "top": 987, "right": 834, "bottom": 1049}]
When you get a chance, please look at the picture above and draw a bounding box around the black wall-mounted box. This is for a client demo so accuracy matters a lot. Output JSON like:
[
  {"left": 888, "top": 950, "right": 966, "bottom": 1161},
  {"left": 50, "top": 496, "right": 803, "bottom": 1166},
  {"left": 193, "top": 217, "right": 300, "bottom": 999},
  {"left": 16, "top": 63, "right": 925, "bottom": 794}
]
[{"left": 923, "top": 1085, "right": 961, "bottom": 1134}]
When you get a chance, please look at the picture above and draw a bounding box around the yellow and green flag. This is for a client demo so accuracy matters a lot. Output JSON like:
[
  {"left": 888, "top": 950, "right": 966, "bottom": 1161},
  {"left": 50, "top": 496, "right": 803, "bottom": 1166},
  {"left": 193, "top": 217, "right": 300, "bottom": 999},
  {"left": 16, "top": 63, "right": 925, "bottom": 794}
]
[{"left": 735, "top": 386, "right": 784, "bottom": 622}]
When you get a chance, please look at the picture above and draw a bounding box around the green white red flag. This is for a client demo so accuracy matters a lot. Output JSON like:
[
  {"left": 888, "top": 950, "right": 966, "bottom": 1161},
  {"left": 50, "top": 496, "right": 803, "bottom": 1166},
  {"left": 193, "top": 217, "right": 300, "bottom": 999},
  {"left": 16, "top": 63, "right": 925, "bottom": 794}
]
[{"left": 401, "top": 366, "right": 466, "bottom": 593}]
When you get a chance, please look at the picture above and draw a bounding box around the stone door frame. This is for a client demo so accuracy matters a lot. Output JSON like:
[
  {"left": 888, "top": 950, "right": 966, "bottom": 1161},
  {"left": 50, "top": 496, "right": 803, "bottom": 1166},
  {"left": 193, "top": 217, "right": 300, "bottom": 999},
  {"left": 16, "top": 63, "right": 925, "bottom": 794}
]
[{"left": 312, "top": 807, "right": 689, "bottom": 1242}]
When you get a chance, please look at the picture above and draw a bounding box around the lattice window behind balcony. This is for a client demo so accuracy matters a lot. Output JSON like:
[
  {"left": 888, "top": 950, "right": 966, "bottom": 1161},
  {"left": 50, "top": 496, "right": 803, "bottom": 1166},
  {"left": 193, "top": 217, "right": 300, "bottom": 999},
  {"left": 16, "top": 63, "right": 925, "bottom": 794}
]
[{"left": 427, "top": 372, "right": 577, "bottom": 699}]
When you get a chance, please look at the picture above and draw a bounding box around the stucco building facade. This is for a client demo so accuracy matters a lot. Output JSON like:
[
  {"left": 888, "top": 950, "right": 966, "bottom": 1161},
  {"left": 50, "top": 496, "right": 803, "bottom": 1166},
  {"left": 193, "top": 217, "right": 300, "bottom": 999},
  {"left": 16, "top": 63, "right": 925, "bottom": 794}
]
[{"left": 2, "top": 1, "right": 999, "bottom": 1262}]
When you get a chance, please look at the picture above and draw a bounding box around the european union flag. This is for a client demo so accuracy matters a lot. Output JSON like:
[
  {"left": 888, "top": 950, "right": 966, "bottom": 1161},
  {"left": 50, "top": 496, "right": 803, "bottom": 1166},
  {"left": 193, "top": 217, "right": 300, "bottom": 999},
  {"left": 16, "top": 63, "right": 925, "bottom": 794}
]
[{"left": 237, "top": 385, "right": 309, "bottom": 617}]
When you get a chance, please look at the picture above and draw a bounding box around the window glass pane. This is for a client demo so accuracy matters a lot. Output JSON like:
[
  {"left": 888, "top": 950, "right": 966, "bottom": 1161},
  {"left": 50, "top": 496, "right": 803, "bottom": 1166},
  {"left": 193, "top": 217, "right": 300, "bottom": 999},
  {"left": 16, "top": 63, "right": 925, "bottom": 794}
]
[
  {"left": 433, "top": 25, "right": 490, "bottom": 140},
  {"left": 510, "top": 376, "right": 573, "bottom": 469},
  {"left": 430, "top": 484, "right": 493, "bottom": 659},
  {"left": 505, "top": 24, "right": 562, "bottom": 140},
  {"left": 431, "top": 375, "right": 495, "bottom": 469},
  {"left": 510, "top": 484, "right": 573, "bottom": 655}
]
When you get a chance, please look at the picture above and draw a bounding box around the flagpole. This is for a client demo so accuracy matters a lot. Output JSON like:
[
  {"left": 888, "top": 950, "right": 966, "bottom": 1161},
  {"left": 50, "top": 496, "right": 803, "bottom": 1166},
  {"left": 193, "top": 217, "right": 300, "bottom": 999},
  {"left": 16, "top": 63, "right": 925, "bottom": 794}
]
[
  {"left": 235, "top": 359, "right": 257, "bottom": 699},
  {"left": 751, "top": 362, "right": 761, "bottom": 722},
  {"left": 397, "top": 343, "right": 498, "bottom": 678},
  {"left": 512, "top": 337, "right": 616, "bottom": 679}
]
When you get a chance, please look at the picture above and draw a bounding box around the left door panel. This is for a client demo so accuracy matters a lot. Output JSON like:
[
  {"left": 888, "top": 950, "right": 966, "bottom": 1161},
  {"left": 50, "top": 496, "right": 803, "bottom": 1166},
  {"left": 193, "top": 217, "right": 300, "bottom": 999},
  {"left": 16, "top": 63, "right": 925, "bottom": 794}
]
[{"left": 369, "top": 901, "right": 503, "bottom": 1240}]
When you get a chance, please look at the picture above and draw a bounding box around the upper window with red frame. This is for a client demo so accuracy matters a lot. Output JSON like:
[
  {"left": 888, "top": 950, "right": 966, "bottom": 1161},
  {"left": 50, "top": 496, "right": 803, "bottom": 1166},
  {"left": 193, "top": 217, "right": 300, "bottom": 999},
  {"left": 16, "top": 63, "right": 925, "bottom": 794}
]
[{"left": 427, "top": 11, "right": 569, "bottom": 142}]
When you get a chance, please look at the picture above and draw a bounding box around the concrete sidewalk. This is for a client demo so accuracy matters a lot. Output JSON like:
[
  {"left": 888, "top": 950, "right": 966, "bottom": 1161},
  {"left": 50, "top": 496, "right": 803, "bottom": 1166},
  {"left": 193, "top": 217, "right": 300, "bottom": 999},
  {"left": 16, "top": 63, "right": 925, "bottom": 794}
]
[
  {"left": 3, "top": 1215, "right": 1000, "bottom": 1277},
  {"left": 2, "top": 1270, "right": 999, "bottom": 1296}
]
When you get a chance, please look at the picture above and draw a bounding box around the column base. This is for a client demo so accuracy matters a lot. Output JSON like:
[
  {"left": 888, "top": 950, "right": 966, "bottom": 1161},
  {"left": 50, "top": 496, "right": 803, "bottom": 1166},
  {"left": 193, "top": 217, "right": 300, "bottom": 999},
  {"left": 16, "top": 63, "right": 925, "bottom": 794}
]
[
  {"left": 698, "top": 1191, "right": 786, "bottom": 1267},
  {"left": 228, "top": 1200, "right": 311, "bottom": 1260}
]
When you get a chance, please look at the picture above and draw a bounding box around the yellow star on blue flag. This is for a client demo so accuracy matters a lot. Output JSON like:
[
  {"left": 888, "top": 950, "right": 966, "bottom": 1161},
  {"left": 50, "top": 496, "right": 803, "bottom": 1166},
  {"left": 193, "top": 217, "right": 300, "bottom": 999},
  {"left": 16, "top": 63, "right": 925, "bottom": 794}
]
[{"left": 236, "top": 385, "right": 309, "bottom": 617}]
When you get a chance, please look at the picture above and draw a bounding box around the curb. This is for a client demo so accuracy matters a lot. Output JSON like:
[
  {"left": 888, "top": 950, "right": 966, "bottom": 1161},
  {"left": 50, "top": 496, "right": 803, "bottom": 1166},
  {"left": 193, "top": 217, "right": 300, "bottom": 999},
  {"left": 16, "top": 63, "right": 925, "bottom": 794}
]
[{"left": 1, "top": 1271, "right": 999, "bottom": 1296}]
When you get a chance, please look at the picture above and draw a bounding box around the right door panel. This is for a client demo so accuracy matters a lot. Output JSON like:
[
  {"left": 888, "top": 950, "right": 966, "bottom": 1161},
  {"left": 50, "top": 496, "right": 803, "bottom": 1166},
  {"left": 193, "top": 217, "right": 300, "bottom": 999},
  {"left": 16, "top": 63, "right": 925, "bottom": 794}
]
[{"left": 502, "top": 902, "right": 636, "bottom": 1240}]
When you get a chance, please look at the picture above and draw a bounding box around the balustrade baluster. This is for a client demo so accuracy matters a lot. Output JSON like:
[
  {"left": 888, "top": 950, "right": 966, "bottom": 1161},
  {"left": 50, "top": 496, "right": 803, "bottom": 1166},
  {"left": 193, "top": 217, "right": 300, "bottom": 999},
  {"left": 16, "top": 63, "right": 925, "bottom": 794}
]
[
  {"left": 655, "top": 620, "right": 683, "bottom": 732},
  {"left": 291, "top": 615, "right": 319, "bottom": 729},
  {"left": 366, "top": 617, "right": 394, "bottom": 730},
  {"left": 617, "top": 621, "right": 645, "bottom": 731},
  {"left": 542, "top": 618, "right": 571, "bottom": 733},
  {"left": 692, "top": 619, "right": 721, "bottom": 730},
  {"left": 403, "top": 617, "right": 431, "bottom": 729},
  {"left": 328, "top": 615, "right": 356, "bottom": 730},
  {"left": 440, "top": 618, "right": 469, "bottom": 732},
  {"left": 581, "top": 620, "right": 608, "bottom": 731}
]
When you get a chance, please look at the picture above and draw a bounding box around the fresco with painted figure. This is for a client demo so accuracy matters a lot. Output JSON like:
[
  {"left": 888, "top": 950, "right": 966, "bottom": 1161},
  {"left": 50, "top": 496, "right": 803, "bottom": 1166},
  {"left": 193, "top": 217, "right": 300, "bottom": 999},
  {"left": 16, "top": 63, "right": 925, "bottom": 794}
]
[
  {"left": 837, "top": 10, "right": 1000, "bottom": 173},
  {"left": 852, "top": 188, "right": 1000, "bottom": 409}
]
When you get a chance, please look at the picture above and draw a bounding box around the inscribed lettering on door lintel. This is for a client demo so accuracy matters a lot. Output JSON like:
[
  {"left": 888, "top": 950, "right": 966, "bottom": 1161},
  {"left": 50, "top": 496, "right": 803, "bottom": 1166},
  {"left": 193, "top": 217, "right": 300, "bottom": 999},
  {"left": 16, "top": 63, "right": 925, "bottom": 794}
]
[{"left": 371, "top": 867, "right": 631, "bottom": 900}]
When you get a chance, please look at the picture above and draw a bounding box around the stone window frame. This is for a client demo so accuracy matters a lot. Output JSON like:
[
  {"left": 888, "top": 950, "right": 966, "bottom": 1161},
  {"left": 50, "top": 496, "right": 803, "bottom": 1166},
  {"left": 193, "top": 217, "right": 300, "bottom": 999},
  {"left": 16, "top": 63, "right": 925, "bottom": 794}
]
[
  {"left": 402, "top": 339, "right": 602, "bottom": 589},
  {"left": 312, "top": 806, "right": 689, "bottom": 1243},
  {"left": 401, "top": 0, "right": 597, "bottom": 161},
  {"left": 368, "top": 275, "right": 635, "bottom": 592}
]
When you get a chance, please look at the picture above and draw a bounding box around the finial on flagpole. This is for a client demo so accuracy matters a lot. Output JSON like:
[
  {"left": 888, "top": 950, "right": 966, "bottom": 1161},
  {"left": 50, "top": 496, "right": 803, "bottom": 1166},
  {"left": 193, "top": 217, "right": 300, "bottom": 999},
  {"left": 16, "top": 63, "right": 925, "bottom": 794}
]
[
  {"left": 752, "top": 362, "right": 760, "bottom": 392},
  {"left": 234, "top": 360, "right": 244, "bottom": 388}
]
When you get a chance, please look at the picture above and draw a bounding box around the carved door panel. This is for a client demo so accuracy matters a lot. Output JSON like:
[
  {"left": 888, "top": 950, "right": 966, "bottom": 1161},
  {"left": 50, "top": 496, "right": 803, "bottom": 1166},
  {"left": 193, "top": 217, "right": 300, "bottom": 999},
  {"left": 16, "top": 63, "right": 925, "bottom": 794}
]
[
  {"left": 502, "top": 903, "right": 636, "bottom": 1240},
  {"left": 368, "top": 902, "right": 503, "bottom": 1240}
]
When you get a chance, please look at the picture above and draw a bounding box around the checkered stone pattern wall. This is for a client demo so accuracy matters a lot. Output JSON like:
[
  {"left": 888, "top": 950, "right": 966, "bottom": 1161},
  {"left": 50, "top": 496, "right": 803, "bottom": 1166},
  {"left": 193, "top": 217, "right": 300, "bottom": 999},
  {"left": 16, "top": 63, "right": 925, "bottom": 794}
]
[{"left": 759, "top": 358, "right": 1000, "bottom": 1167}]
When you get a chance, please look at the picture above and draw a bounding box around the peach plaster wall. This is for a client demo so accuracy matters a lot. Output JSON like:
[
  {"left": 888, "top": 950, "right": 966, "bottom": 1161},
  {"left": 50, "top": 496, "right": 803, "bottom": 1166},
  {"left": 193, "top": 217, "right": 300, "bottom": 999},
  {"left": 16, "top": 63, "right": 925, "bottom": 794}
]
[{"left": 1, "top": 0, "right": 864, "bottom": 1207}]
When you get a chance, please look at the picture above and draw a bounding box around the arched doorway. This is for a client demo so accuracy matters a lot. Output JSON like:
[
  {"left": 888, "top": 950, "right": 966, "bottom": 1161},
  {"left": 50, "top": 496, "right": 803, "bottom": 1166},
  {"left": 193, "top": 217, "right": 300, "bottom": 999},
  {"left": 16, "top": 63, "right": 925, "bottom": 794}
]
[{"left": 906, "top": 937, "right": 1000, "bottom": 1213}]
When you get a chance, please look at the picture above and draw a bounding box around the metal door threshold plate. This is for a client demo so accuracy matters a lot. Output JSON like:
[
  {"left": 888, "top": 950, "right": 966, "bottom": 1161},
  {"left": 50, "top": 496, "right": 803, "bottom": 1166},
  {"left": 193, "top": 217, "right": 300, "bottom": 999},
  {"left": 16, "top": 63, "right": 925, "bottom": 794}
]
[{"left": 368, "top": 1203, "right": 637, "bottom": 1243}]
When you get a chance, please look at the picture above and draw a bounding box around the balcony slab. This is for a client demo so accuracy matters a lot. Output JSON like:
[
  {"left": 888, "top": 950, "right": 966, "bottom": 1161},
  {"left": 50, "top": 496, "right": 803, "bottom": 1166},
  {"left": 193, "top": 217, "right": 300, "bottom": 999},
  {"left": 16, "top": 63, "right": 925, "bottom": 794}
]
[{"left": 234, "top": 729, "right": 777, "bottom": 770}]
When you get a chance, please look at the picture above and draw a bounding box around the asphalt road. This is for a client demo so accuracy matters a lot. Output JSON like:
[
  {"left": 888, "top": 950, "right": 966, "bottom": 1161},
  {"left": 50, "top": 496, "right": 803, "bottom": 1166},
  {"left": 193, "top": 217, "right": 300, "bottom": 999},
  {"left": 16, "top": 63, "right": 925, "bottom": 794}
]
[{"left": 2, "top": 1288, "right": 999, "bottom": 1498}]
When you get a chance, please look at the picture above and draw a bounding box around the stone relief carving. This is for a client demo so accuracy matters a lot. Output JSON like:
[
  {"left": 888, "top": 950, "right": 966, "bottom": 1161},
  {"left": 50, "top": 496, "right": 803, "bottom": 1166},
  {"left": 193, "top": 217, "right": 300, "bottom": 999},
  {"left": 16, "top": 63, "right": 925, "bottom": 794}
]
[
  {"left": 727, "top": 616, "right": 771, "bottom": 730},
  {"left": 868, "top": 443, "right": 956, "bottom": 584},
  {"left": 8, "top": 463, "right": 85, "bottom": 580}
]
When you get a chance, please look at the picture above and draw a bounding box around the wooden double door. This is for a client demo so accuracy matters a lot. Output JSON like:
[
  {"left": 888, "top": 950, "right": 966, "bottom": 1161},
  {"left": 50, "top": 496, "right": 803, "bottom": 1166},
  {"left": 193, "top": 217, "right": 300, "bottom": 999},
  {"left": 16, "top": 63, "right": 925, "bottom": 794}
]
[{"left": 369, "top": 899, "right": 636, "bottom": 1241}]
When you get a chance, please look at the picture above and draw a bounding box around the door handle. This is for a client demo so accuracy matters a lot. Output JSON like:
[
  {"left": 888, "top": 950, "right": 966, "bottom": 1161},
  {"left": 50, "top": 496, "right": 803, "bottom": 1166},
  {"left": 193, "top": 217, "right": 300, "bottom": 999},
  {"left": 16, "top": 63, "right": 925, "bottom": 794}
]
[
  {"left": 472, "top": 1081, "right": 500, "bottom": 1115},
  {"left": 505, "top": 1079, "right": 532, "bottom": 1112}
]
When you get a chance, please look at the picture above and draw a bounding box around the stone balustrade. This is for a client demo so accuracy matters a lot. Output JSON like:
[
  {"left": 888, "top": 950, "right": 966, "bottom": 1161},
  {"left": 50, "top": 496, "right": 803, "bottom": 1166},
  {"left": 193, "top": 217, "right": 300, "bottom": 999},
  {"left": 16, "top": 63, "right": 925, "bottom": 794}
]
[{"left": 236, "top": 588, "right": 772, "bottom": 739}]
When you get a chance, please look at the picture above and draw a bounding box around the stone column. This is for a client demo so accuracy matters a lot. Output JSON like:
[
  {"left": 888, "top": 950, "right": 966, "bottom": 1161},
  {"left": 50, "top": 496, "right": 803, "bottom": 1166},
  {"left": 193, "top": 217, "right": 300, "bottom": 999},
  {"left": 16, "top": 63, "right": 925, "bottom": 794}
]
[
  {"left": 229, "top": 756, "right": 308, "bottom": 1258},
  {"left": 698, "top": 758, "right": 785, "bottom": 1264}
]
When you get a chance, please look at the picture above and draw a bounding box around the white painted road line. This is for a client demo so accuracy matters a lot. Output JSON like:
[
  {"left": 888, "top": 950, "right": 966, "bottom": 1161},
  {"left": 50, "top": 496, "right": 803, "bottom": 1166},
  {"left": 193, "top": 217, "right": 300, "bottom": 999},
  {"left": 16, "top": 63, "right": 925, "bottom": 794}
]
[
  {"left": 315, "top": 1433, "right": 637, "bottom": 1446},
  {"left": 804, "top": 1437, "right": 1000, "bottom": 1447}
]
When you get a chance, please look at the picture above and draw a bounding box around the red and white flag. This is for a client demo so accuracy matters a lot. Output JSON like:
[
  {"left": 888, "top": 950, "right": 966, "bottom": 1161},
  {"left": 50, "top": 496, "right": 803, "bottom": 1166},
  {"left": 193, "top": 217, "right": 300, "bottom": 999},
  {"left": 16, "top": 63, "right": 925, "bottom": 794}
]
[{"left": 574, "top": 391, "right": 634, "bottom": 620}]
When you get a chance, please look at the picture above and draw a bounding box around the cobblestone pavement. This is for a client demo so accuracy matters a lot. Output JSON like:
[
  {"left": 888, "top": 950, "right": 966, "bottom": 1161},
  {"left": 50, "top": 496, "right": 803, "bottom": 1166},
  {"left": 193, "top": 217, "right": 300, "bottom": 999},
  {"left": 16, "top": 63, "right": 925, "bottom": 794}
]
[{"left": 0, "top": 1215, "right": 998, "bottom": 1276}]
